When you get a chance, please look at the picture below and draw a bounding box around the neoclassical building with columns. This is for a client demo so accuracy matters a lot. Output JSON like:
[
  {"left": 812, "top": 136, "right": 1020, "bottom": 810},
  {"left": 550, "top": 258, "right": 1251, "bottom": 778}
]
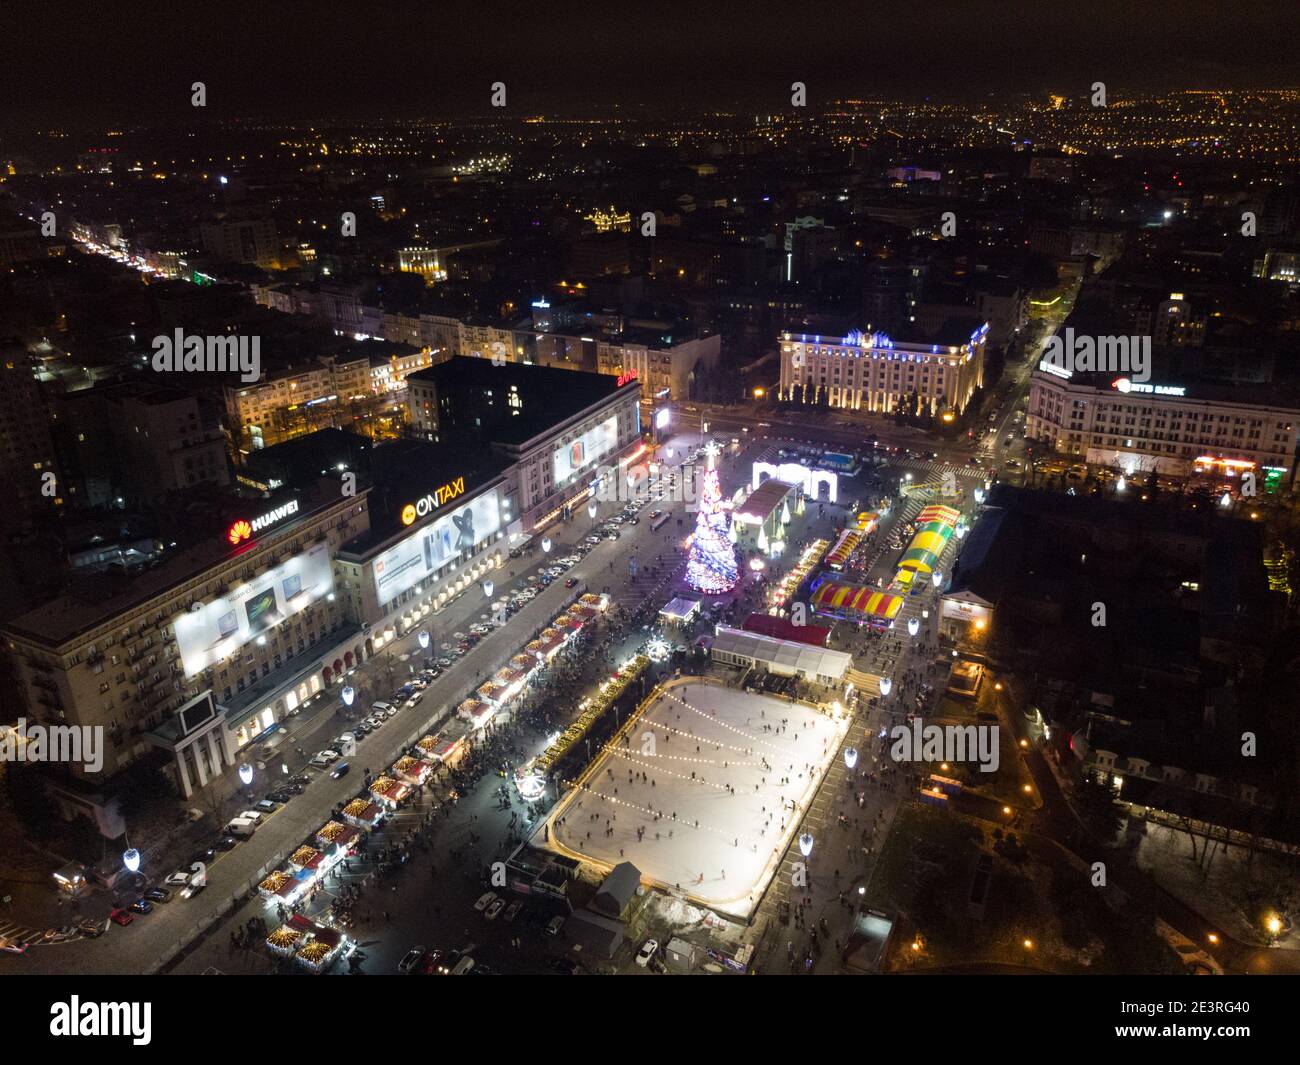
[{"left": 778, "top": 321, "right": 987, "bottom": 416}]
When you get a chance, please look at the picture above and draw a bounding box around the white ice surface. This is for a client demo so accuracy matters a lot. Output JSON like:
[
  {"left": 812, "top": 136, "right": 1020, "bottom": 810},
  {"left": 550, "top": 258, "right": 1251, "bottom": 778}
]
[{"left": 549, "top": 680, "right": 846, "bottom": 916}]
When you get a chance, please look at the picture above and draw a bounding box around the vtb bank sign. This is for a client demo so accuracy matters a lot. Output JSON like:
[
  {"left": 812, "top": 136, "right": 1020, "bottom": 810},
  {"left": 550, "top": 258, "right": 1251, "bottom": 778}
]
[{"left": 401, "top": 476, "right": 467, "bottom": 526}]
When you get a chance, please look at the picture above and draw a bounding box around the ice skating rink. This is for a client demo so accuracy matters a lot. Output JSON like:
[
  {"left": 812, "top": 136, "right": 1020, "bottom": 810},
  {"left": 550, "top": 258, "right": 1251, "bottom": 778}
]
[{"left": 548, "top": 679, "right": 848, "bottom": 917}]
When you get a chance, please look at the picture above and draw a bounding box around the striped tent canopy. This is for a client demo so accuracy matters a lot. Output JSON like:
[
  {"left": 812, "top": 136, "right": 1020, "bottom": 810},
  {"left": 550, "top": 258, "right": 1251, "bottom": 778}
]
[
  {"left": 826, "top": 529, "right": 862, "bottom": 569},
  {"left": 898, "top": 520, "right": 954, "bottom": 574},
  {"left": 915, "top": 504, "right": 960, "bottom": 528},
  {"left": 811, "top": 580, "right": 903, "bottom": 624}
]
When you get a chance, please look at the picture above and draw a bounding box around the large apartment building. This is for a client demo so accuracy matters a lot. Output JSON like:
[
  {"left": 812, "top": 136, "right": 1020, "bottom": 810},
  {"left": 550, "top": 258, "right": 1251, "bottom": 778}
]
[{"left": 2, "top": 484, "right": 370, "bottom": 800}]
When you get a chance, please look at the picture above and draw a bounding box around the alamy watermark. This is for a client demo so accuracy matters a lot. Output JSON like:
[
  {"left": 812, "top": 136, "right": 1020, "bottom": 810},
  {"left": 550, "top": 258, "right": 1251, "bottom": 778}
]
[
  {"left": 594, "top": 465, "right": 700, "bottom": 509},
  {"left": 890, "top": 720, "right": 999, "bottom": 773},
  {"left": 151, "top": 329, "right": 261, "bottom": 383},
  {"left": 1040, "top": 327, "right": 1150, "bottom": 383},
  {"left": 1, "top": 719, "right": 104, "bottom": 773}
]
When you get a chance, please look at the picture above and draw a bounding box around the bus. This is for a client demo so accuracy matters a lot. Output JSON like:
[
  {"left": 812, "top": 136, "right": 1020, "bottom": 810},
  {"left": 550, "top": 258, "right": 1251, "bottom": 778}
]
[{"left": 650, "top": 509, "right": 672, "bottom": 531}]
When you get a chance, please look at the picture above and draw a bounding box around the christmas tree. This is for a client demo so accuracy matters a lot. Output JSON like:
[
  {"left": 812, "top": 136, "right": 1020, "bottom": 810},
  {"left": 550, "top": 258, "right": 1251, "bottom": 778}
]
[{"left": 686, "top": 456, "right": 738, "bottom": 594}]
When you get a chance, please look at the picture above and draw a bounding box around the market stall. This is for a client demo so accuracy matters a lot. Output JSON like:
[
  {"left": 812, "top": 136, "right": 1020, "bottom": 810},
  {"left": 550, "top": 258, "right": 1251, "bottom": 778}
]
[{"left": 811, "top": 579, "right": 904, "bottom": 627}]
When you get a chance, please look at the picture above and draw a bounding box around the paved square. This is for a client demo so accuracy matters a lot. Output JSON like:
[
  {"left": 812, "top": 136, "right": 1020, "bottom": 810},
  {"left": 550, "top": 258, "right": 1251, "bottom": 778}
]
[{"left": 547, "top": 679, "right": 849, "bottom": 917}]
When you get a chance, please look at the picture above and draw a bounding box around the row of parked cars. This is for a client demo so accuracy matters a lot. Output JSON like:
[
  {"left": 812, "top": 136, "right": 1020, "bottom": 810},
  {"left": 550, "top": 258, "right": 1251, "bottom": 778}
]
[
  {"left": 398, "top": 945, "right": 480, "bottom": 975},
  {"left": 474, "top": 891, "right": 564, "bottom": 935}
]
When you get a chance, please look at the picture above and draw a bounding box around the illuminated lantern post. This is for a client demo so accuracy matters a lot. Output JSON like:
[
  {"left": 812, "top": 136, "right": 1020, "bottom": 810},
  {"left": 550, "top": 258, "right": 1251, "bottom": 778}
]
[
  {"left": 932, "top": 570, "right": 944, "bottom": 589},
  {"left": 122, "top": 847, "right": 141, "bottom": 874},
  {"left": 879, "top": 676, "right": 892, "bottom": 697},
  {"left": 798, "top": 832, "right": 814, "bottom": 858},
  {"left": 907, "top": 617, "right": 920, "bottom": 637},
  {"left": 418, "top": 630, "right": 430, "bottom": 651},
  {"left": 483, "top": 579, "right": 494, "bottom": 599},
  {"left": 587, "top": 501, "right": 598, "bottom": 520},
  {"left": 542, "top": 536, "right": 552, "bottom": 553},
  {"left": 341, "top": 685, "right": 355, "bottom": 707},
  {"left": 238, "top": 763, "right": 253, "bottom": 787},
  {"left": 844, "top": 747, "right": 858, "bottom": 770}
]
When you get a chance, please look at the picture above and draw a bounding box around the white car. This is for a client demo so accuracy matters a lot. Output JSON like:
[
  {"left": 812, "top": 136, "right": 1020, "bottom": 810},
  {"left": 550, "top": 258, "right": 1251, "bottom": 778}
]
[
  {"left": 636, "top": 938, "right": 659, "bottom": 966},
  {"left": 474, "top": 892, "right": 497, "bottom": 912},
  {"left": 164, "top": 870, "right": 192, "bottom": 886},
  {"left": 398, "top": 947, "right": 426, "bottom": 974}
]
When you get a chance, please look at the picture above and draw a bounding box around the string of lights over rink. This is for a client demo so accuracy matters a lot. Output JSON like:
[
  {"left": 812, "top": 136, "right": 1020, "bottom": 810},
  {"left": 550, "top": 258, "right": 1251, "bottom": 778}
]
[{"left": 659, "top": 689, "right": 804, "bottom": 758}]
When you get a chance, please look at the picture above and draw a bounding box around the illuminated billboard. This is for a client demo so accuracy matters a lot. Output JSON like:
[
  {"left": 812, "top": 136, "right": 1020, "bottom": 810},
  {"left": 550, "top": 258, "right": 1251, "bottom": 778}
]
[
  {"left": 174, "top": 542, "right": 335, "bottom": 677},
  {"left": 372, "top": 487, "right": 502, "bottom": 604},
  {"left": 553, "top": 416, "right": 617, "bottom": 485}
]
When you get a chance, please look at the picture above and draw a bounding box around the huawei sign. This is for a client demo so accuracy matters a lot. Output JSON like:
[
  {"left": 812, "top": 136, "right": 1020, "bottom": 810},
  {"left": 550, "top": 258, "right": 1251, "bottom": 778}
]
[{"left": 226, "top": 499, "right": 301, "bottom": 546}]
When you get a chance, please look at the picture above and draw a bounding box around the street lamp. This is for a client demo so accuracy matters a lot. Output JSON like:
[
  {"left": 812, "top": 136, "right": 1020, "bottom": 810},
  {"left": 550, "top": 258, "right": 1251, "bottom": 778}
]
[
  {"left": 878, "top": 677, "right": 892, "bottom": 697},
  {"left": 844, "top": 747, "right": 858, "bottom": 770},
  {"left": 483, "top": 579, "right": 494, "bottom": 599},
  {"left": 798, "top": 832, "right": 814, "bottom": 858},
  {"left": 341, "top": 685, "right": 355, "bottom": 707},
  {"left": 587, "top": 501, "right": 598, "bottom": 519},
  {"left": 418, "top": 630, "right": 430, "bottom": 651},
  {"left": 542, "top": 536, "right": 552, "bottom": 553},
  {"left": 907, "top": 617, "right": 920, "bottom": 637},
  {"left": 238, "top": 763, "right": 253, "bottom": 787},
  {"left": 122, "top": 847, "right": 141, "bottom": 874},
  {"left": 931, "top": 570, "right": 943, "bottom": 589}
]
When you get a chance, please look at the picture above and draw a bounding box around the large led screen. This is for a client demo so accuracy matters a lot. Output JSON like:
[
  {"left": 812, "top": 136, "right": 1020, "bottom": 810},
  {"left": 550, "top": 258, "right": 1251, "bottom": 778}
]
[
  {"left": 371, "top": 488, "right": 502, "bottom": 604},
  {"left": 174, "top": 542, "right": 335, "bottom": 677},
  {"left": 553, "top": 416, "right": 617, "bottom": 485}
]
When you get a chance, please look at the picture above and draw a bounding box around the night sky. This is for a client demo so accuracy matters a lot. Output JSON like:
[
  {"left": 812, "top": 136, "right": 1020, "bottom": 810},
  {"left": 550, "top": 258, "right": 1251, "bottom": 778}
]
[{"left": 2, "top": 1, "right": 1296, "bottom": 127}]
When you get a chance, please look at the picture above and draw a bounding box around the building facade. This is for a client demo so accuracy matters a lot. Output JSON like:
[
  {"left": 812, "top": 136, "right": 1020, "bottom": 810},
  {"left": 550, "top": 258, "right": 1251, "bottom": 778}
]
[
  {"left": 1026, "top": 366, "right": 1300, "bottom": 478},
  {"left": 2, "top": 485, "right": 371, "bottom": 794},
  {"left": 779, "top": 325, "right": 987, "bottom": 416}
]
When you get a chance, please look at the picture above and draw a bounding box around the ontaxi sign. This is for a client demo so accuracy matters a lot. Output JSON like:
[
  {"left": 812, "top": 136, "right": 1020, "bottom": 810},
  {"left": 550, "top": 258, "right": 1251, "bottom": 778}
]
[{"left": 402, "top": 476, "right": 467, "bottom": 526}]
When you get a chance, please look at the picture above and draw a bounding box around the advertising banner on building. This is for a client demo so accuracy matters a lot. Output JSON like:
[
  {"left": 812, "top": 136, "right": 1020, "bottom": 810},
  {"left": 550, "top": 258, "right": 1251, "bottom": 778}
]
[
  {"left": 174, "top": 542, "right": 335, "bottom": 677},
  {"left": 553, "top": 416, "right": 617, "bottom": 484},
  {"left": 372, "top": 488, "right": 502, "bottom": 604}
]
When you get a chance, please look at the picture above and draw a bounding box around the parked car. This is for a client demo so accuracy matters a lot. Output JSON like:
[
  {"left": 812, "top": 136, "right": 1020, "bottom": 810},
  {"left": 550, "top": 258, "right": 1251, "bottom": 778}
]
[
  {"left": 564, "top": 578, "right": 579, "bottom": 589},
  {"left": 484, "top": 898, "right": 505, "bottom": 920},
  {"left": 43, "top": 926, "right": 78, "bottom": 944},
  {"left": 144, "top": 887, "right": 172, "bottom": 904},
  {"left": 545, "top": 915, "right": 565, "bottom": 936},
  {"left": 504, "top": 901, "right": 522, "bottom": 922},
  {"left": 164, "top": 870, "right": 192, "bottom": 886},
  {"left": 398, "top": 947, "right": 426, "bottom": 974},
  {"left": 474, "top": 892, "right": 497, "bottom": 912},
  {"left": 76, "top": 917, "right": 109, "bottom": 939},
  {"left": 108, "top": 908, "right": 134, "bottom": 927},
  {"left": 635, "top": 938, "right": 659, "bottom": 967},
  {"left": 254, "top": 799, "right": 280, "bottom": 813},
  {"left": 128, "top": 899, "right": 153, "bottom": 915}
]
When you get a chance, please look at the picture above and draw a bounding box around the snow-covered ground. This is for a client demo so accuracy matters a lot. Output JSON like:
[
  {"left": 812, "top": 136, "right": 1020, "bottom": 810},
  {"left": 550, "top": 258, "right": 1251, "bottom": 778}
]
[
  {"left": 1133, "top": 822, "right": 1300, "bottom": 950},
  {"left": 548, "top": 680, "right": 849, "bottom": 917}
]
